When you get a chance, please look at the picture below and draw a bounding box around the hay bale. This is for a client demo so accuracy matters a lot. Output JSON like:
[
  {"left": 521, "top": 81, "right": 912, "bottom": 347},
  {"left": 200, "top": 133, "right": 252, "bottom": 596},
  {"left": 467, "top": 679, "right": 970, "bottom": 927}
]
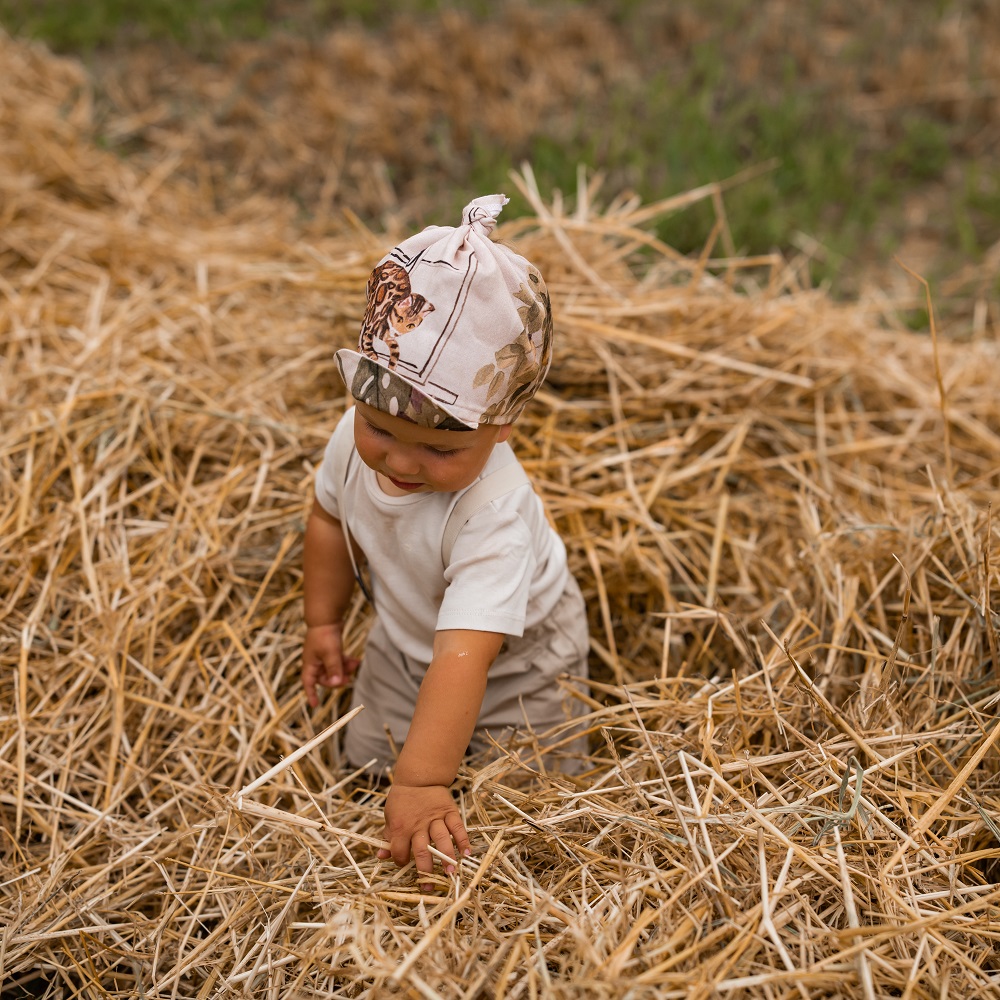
[{"left": 2, "top": 33, "right": 999, "bottom": 999}]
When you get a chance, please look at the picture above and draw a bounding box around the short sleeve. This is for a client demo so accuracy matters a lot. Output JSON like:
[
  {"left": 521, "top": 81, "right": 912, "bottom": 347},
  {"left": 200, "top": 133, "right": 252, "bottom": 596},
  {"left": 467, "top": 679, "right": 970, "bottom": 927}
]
[
  {"left": 313, "top": 408, "right": 356, "bottom": 519},
  {"left": 435, "top": 502, "right": 536, "bottom": 636}
]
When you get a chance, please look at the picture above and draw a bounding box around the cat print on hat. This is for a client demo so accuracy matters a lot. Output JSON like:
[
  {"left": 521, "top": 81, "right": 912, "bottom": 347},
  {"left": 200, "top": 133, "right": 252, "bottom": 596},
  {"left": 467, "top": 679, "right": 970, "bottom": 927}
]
[{"left": 359, "top": 261, "right": 436, "bottom": 372}]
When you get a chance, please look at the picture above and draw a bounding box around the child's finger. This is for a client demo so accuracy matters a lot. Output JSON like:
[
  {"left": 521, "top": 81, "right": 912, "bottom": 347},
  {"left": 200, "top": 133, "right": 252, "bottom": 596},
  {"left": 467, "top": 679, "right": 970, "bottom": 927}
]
[
  {"left": 428, "top": 819, "right": 458, "bottom": 874},
  {"left": 376, "top": 826, "right": 390, "bottom": 861},
  {"left": 411, "top": 834, "right": 443, "bottom": 893},
  {"left": 400, "top": 831, "right": 429, "bottom": 871},
  {"left": 319, "top": 665, "right": 344, "bottom": 687},
  {"left": 315, "top": 653, "right": 346, "bottom": 687},
  {"left": 444, "top": 812, "right": 472, "bottom": 860},
  {"left": 301, "top": 666, "right": 319, "bottom": 707},
  {"left": 384, "top": 818, "right": 418, "bottom": 868}
]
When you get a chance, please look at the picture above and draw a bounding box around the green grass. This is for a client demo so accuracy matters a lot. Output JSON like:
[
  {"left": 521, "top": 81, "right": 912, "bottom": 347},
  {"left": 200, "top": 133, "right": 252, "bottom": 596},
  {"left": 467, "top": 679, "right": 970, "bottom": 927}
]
[
  {"left": 0, "top": 0, "right": 273, "bottom": 50},
  {"left": 1, "top": 0, "right": 993, "bottom": 297},
  {"left": 957, "top": 162, "right": 1000, "bottom": 256},
  {"left": 0, "top": 0, "right": 560, "bottom": 49},
  {"left": 465, "top": 56, "right": 912, "bottom": 288}
]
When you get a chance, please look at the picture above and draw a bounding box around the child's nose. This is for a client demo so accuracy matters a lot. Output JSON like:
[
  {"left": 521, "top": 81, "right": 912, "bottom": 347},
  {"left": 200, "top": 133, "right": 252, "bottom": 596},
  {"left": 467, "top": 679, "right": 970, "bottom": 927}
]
[{"left": 385, "top": 443, "right": 419, "bottom": 475}]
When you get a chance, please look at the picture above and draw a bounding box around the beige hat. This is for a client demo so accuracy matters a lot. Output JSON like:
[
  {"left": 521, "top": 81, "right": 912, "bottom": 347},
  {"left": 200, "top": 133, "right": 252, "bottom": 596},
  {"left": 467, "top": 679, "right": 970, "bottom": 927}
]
[{"left": 336, "top": 194, "right": 552, "bottom": 430}]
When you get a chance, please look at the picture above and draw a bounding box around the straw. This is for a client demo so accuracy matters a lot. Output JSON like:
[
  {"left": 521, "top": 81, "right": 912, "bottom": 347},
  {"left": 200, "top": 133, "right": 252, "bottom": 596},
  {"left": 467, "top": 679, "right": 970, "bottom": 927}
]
[{"left": 2, "top": 29, "right": 1000, "bottom": 999}]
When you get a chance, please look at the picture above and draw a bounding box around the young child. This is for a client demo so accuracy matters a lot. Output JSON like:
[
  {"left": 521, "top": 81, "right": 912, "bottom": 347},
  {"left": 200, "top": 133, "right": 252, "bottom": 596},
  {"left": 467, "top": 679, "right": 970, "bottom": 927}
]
[{"left": 301, "top": 194, "right": 588, "bottom": 886}]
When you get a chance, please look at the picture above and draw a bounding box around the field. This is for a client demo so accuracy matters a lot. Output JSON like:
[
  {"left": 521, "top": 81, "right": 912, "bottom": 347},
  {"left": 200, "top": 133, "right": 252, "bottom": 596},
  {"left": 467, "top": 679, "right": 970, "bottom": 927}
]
[
  {"left": 2, "top": 4, "right": 1000, "bottom": 998},
  {"left": 2, "top": 0, "right": 1000, "bottom": 307}
]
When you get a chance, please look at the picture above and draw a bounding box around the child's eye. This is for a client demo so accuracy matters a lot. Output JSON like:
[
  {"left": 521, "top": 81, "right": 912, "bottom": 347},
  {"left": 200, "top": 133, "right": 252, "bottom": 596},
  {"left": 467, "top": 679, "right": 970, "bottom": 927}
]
[
  {"left": 364, "top": 420, "right": 390, "bottom": 438},
  {"left": 427, "top": 445, "right": 456, "bottom": 457}
]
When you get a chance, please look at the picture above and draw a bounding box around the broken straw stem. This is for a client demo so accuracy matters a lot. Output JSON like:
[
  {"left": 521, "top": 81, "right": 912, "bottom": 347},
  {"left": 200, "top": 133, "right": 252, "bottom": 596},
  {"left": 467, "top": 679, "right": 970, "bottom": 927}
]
[
  {"left": 235, "top": 705, "right": 364, "bottom": 808},
  {"left": 237, "top": 798, "right": 387, "bottom": 849}
]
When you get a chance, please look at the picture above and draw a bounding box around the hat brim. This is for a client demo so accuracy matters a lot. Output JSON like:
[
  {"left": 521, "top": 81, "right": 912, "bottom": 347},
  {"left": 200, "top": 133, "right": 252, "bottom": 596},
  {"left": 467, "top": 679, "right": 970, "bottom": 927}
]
[{"left": 335, "top": 350, "right": 476, "bottom": 431}]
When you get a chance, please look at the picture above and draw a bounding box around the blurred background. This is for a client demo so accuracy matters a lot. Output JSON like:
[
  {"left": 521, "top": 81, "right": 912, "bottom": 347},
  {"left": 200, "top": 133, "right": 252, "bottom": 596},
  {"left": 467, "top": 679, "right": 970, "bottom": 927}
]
[{"left": 2, "top": 0, "right": 998, "bottom": 324}]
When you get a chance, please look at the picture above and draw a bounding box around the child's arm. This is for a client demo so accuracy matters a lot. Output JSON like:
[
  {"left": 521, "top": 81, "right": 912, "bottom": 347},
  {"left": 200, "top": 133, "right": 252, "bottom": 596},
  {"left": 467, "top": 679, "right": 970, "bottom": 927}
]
[
  {"left": 378, "top": 628, "right": 504, "bottom": 888},
  {"left": 301, "top": 500, "right": 360, "bottom": 707}
]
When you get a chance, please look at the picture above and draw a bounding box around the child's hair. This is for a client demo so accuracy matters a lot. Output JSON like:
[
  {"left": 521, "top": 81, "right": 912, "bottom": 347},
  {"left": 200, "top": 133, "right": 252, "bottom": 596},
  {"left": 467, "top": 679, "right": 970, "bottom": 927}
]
[{"left": 336, "top": 194, "right": 552, "bottom": 430}]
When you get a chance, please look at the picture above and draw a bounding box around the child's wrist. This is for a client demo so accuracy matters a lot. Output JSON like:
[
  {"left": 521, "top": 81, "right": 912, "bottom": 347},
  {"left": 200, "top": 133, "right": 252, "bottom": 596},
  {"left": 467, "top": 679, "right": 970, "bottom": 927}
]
[
  {"left": 392, "top": 764, "right": 456, "bottom": 789},
  {"left": 305, "top": 619, "right": 342, "bottom": 630}
]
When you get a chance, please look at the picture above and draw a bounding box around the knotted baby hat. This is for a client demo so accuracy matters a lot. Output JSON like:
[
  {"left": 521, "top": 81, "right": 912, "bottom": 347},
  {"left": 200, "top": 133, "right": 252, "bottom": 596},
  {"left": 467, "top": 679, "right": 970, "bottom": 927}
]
[{"left": 336, "top": 194, "right": 552, "bottom": 430}]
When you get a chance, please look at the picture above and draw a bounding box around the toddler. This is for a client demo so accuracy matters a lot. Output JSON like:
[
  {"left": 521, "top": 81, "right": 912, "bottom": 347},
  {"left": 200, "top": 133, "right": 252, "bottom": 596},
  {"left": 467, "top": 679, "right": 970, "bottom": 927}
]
[{"left": 301, "top": 194, "right": 588, "bottom": 885}]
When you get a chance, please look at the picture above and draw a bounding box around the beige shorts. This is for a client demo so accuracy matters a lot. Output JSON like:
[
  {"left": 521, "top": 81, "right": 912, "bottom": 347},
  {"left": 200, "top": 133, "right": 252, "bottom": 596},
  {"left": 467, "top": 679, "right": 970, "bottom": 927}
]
[{"left": 344, "top": 577, "right": 590, "bottom": 775}]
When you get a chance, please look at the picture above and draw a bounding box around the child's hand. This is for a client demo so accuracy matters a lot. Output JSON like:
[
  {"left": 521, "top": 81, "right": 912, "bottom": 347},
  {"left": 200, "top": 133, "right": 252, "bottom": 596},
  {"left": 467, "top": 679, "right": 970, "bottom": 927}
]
[
  {"left": 378, "top": 782, "right": 471, "bottom": 891},
  {"left": 301, "top": 623, "right": 360, "bottom": 707}
]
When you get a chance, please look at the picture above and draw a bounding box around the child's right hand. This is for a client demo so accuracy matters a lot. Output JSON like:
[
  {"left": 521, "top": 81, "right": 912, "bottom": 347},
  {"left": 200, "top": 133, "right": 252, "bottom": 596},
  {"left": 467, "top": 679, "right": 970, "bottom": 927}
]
[
  {"left": 379, "top": 781, "right": 472, "bottom": 892},
  {"left": 301, "top": 623, "right": 360, "bottom": 707}
]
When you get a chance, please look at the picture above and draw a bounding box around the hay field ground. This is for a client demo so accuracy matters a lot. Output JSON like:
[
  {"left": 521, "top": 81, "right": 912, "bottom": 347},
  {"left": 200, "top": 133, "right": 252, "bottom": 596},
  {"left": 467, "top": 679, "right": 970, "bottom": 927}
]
[
  {"left": 2, "top": 6, "right": 1000, "bottom": 1000},
  {"left": 3, "top": 0, "right": 1000, "bottom": 307}
]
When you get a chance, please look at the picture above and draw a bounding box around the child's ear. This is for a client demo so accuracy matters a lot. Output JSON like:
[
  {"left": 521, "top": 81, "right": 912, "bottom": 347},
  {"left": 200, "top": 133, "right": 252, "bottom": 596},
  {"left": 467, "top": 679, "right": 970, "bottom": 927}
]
[{"left": 496, "top": 423, "right": 514, "bottom": 443}]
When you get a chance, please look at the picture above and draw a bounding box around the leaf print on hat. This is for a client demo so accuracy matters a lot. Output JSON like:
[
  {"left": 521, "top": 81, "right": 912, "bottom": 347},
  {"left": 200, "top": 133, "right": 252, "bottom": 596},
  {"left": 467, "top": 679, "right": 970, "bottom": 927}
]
[{"left": 477, "top": 274, "right": 553, "bottom": 423}]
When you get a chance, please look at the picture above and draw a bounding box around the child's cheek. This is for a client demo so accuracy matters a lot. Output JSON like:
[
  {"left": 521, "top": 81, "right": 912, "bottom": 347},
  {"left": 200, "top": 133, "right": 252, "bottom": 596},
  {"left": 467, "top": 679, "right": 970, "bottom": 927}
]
[{"left": 355, "top": 436, "right": 382, "bottom": 472}]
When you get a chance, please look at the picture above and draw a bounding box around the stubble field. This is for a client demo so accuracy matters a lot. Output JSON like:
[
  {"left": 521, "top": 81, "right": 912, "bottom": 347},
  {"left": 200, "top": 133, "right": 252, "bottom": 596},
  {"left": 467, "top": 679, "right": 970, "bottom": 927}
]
[{"left": 2, "top": 5, "right": 1000, "bottom": 998}]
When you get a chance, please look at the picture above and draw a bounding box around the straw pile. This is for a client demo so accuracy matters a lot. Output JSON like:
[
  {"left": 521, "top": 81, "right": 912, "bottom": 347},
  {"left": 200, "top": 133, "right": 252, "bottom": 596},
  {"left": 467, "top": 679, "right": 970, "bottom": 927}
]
[{"left": 3, "top": 30, "right": 1000, "bottom": 999}]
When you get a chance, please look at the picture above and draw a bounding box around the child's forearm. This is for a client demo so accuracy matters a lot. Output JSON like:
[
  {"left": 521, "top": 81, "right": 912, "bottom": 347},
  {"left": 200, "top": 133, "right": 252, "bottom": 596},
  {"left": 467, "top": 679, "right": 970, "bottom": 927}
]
[
  {"left": 303, "top": 501, "right": 356, "bottom": 627},
  {"left": 393, "top": 629, "right": 504, "bottom": 787}
]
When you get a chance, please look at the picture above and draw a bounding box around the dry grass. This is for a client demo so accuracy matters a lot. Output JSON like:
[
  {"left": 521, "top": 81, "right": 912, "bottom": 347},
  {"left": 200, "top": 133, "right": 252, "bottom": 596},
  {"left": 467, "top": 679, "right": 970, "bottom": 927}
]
[
  {"left": 3, "top": 32, "right": 1000, "bottom": 999},
  {"left": 68, "top": 0, "right": 1000, "bottom": 315}
]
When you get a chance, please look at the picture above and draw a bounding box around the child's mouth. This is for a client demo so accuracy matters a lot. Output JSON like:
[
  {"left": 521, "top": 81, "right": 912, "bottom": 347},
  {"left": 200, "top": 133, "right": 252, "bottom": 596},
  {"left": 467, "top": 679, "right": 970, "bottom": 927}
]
[{"left": 389, "top": 477, "right": 423, "bottom": 491}]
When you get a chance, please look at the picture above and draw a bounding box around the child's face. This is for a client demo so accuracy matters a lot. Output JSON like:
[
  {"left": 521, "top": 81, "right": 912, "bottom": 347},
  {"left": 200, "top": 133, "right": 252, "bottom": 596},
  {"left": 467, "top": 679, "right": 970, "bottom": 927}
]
[{"left": 354, "top": 402, "right": 513, "bottom": 496}]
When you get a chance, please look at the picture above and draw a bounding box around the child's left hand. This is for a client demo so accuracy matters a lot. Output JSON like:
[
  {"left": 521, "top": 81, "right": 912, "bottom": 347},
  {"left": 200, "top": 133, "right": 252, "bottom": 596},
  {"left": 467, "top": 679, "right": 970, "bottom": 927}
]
[{"left": 378, "top": 782, "right": 471, "bottom": 891}]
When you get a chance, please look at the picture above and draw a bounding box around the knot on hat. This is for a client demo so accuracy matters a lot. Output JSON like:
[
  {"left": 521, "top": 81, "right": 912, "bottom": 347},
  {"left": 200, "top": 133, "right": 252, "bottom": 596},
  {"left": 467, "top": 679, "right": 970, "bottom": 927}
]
[{"left": 462, "top": 193, "right": 509, "bottom": 235}]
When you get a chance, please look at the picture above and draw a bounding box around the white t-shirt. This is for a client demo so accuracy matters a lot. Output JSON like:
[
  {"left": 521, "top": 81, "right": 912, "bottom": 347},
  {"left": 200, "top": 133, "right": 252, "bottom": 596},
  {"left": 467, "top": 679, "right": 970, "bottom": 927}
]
[{"left": 314, "top": 409, "right": 572, "bottom": 667}]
